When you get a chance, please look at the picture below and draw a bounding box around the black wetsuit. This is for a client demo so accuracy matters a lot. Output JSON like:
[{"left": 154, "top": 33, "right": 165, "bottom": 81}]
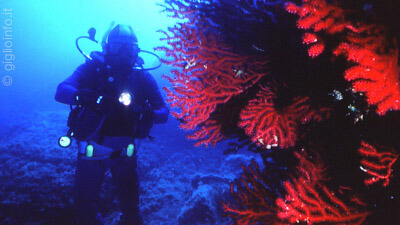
[{"left": 55, "top": 59, "right": 168, "bottom": 225}]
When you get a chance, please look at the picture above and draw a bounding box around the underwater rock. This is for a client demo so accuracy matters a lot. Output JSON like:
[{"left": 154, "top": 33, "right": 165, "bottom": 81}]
[{"left": 177, "top": 184, "right": 217, "bottom": 225}]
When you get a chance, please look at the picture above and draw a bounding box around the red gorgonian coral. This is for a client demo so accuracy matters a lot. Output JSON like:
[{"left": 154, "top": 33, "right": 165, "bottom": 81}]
[
  {"left": 223, "top": 148, "right": 369, "bottom": 224},
  {"left": 158, "top": 1, "right": 332, "bottom": 149},
  {"left": 157, "top": 1, "right": 268, "bottom": 147},
  {"left": 276, "top": 149, "right": 370, "bottom": 224},
  {"left": 286, "top": 0, "right": 400, "bottom": 115},
  {"left": 285, "top": 0, "right": 349, "bottom": 57},
  {"left": 334, "top": 30, "right": 400, "bottom": 115},
  {"left": 358, "top": 141, "right": 399, "bottom": 187},
  {"left": 222, "top": 159, "right": 278, "bottom": 225},
  {"left": 276, "top": 177, "right": 370, "bottom": 225},
  {"left": 238, "top": 86, "right": 330, "bottom": 149},
  {"left": 293, "top": 149, "right": 327, "bottom": 187}
]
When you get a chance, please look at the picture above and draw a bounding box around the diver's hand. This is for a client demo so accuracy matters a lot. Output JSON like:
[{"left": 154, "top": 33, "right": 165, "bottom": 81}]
[
  {"left": 141, "top": 102, "right": 155, "bottom": 124},
  {"left": 129, "top": 101, "right": 155, "bottom": 139},
  {"left": 129, "top": 102, "right": 155, "bottom": 123}
]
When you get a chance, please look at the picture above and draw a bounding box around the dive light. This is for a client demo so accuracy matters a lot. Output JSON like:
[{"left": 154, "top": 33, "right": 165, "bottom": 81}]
[{"left": 119, "top": 92, "right": 132, "bottom": 106}]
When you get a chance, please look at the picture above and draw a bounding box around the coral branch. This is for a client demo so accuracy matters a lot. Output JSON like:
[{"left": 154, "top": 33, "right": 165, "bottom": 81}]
[
  {"left": 334, "top": 37, "right": 400, "bottom": 115},
  {"left": 285, "top": 0, "right": 348, "bottom": 34},
  {"left": 302, "top": 33, "right": 325, "bottom": 57},
  {"left": 238, "top": 86, "right": 330, "bottom": 149},
  {"left": 358, "top": 141, "right": 399, "bottom": 187},
  {"left": 276, "top": 177, "right": 370, "bottom": 225},
  {"left": 308, "top": 43, "right": 325, "bottom": 58},
  {"left": 302, "top": 33, "right": 318, "bottom": 45},
  {"left": 285, "top": 0, "right": 347, "bottom": 57},
  {"left": 186, "top": 120, "right": 224, "bottom": 147},
  {"left": 276, "top": 148, "right": 369, "bottom": 224},
  {"left": 157, "top": 1, "right": 268, "bottom": 147},
  {"left": 222, "top": 159, "right": 278, "bottom": 225},
  {"left": 224, "top": 148, "right": 369, "bottom": 224},
  {"left": 294, "top": 149, "right": 327, "bottom": 187}
]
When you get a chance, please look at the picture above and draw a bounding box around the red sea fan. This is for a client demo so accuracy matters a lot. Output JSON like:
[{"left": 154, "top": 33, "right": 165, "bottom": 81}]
[
  {"left": 238, "top": 86, "right": 330, "bottom": 149},
  {"left": 285, "top": 0, "right": 348, "bottom": 57},
  {"left": 358, "top": 141, "right": 399, "bottom": 187},
  {"left": 276, "top": 177, "right": 370, "bottom": 225},
  {"left": 334, "top": 31, "right": 400, "bottom": 115},
  {"left": 286, "top": 0, "right": 400, "bottom": 115},
  {"left": 276, "top": 148, "right": 369, "bottom": 224},
  {"left": 222, "top": 159, "right": 278, "bottom": 225},
  {"left": 224, "top": 148, "right": 369, "bottom": 225},
  {"left": 157, "top": 2, "right": 268, "bottom": 147},
  {"left": 285, "top": 0, "right": 351, "bottom": 34}
]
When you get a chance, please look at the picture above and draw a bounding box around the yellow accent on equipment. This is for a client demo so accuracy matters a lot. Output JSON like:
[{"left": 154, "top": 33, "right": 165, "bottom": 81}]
[
  {"left": 126, "top": 144, "right": 135, "bottom": 157},
  {"left": 86, "top": 144, "right": 94, "bottom": 157}
]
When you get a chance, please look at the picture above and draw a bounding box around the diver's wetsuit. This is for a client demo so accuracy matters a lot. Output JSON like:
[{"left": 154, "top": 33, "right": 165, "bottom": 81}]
[{"left": 55, "top": 60, "right": 168, "bottom": 225}]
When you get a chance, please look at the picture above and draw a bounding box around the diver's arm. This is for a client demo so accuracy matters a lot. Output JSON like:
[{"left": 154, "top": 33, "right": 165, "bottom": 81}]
[
  {"left": 55, "top": 64, "right": 89, "bottom": 105},
  {"left": 143, "top": 72, "right": 169, "bottom": 124},
  {"left": 153, "top": 106, "right": 169, "bottom": 124},
  {"left": 55, "top": 82, "right": 78, "bottom": 105}
]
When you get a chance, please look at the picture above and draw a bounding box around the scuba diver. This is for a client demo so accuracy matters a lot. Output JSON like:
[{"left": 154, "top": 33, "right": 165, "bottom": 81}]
[{"left": 55, "top": 24, "right": 168, "bottom": 225}]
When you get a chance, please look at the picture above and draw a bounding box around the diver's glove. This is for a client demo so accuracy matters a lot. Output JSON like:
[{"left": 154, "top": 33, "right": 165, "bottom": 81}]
[
  {"left": 128, "top": 101, "right": 155, "bottom": 123},
  {"left": 129, "top": 101, "right": 155, "bottom": 138}
]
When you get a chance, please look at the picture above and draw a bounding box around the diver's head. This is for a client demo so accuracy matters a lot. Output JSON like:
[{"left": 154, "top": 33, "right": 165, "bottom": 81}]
[{"left": 104, "top": 24, "right": 140, "bottom": 69}]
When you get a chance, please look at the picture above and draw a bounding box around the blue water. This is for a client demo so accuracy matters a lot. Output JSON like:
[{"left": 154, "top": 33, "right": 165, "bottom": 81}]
[{"left": 0, "top": 0, "right": 176, "bottom": 124}]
